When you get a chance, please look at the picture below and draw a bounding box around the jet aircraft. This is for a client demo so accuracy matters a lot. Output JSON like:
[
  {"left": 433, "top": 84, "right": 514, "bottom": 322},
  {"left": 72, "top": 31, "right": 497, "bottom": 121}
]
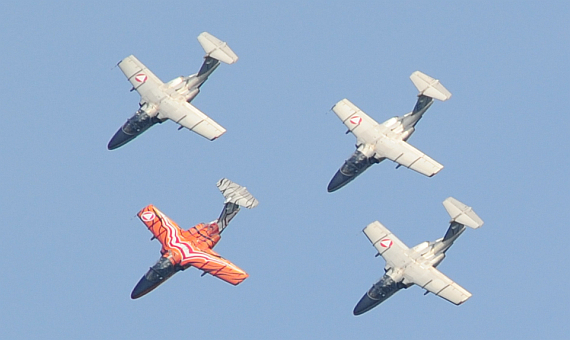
[
  {"left": 353, "top": 197, "right": 483, "bottom": 315},
  {"left": 130, "top": 178, "right": 258, "bottom": 299},
  {"left": 108, "top": 32, "right": 238, "bottom": 150},
  {"left": 327, "top": 71, "right": 452, "bottom": 192}
]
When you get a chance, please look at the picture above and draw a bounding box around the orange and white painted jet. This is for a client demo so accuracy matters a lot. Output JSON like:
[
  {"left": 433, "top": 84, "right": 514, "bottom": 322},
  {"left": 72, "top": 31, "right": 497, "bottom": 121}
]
[{"left": 131, "top": 178, "right": 258, "bottom": 299}]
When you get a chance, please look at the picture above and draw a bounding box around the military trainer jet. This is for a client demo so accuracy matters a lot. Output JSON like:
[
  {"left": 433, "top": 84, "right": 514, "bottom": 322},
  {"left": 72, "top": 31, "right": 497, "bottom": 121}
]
[
  {"left": 353, "top": 197, "right": 483, "bottom": 315},
  {"left": 131, "top": 178, "right": 258, "bottom": 299},
  {"left": 108, "top": 32, "right": 238, "bottom": 150},
  {"left": 327, "top": 71, "right": 452, "bottom": 192}
]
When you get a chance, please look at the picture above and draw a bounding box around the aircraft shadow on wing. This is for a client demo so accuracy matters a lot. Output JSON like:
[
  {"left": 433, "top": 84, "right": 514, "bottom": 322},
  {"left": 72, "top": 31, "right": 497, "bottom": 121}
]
[
  {"left": 131, "top": 178, "right": 258, "bottom": 299},
  {"left": 327, "top": 71, "right": 452, "bottom": 192},
  {"left": 108, "top": 32, "right": 238, "bottom": 150},
  {"left": 353, "top": 197, "right": 484, "bottom": 315}
]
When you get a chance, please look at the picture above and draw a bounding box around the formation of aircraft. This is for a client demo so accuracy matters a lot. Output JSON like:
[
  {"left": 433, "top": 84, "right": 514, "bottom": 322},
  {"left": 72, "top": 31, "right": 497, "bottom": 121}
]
[
  {"left": 327, "top": 71, "right": 452, "bottom": 192},
  {"left": 353, "top": 197, "right": 483, "bottom": 315},
  {"left": 130, "top": 178, "right": 258, "bottom": 299},
  {"left": 106, "top": 34, "right": 483, "bottom": 313},
  {"left": 107, "top": 32, "right": 238, "bottom": 150}
]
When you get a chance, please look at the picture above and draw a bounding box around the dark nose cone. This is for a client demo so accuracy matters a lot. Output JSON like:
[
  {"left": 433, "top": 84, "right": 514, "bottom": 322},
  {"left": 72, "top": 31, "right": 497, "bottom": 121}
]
[
  {"left": 353, "top": 293, "right": 381, "bottom": 316},
  {"left": 107, "top": 128, "right": 135, "bottom": 150},
  {"left": 131, "top": 274, "right": 161, "bottom": 299},
  {"left": 327, "top": 170, "right": 354, "bottom": 192}
]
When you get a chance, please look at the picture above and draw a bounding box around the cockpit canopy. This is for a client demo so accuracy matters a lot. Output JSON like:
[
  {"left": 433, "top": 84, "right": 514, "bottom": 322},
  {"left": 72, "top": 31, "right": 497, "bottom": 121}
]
[
  {"left": 367, "top": 274, "right": 402, "bottom": 300},
  {"left": 144, "top": 256, "right": 177, "bottom": 282},
  {"left": 122, "top": 111, "right": 160, "bottom": 135},
  {"left": 340, "top": 150, "right": 375, "bottom": 176}
]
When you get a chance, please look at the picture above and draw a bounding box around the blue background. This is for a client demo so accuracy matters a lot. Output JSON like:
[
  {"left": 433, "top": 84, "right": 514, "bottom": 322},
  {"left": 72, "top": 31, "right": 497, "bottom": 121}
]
[{"left": 1, "top": 1, "right": 568, "bottom": 339}]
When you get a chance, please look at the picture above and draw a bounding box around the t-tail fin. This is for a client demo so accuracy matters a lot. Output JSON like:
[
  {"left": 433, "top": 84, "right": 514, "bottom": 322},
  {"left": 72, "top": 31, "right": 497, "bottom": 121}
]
[
  {"left": 217, "top": 178, "right": 259, "bottom": 209},
  {"left": 410, "top": 71, "right": 452, "bottom": 101},
  {"left": 443, "top": 197, "right": 484, "bottom": 229},
  {"left": 216, "top": 178, "right": 258, "bottom": 232},
  {"left": 197, "top": 32, "right": 238, "bottom": 64}
]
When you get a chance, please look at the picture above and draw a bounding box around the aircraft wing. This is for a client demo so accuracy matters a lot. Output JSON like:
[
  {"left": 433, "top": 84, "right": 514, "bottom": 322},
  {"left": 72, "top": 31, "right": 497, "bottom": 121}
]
[
  {"left": 137, "top": 205, "right": 247, "bottom": 285},
  {"left": 157, "top": 98, "right": 226, "bottom": 140},
  {"left": 118, "top": 55, "right": 166, "bottom": 103},
  {"left": 403, "top": 264, "right": 472, "bottom": 305},
  {"left": 182, "top": 248, "right": 249, "bottom": 285},
  {"left": 375, "top": 137, "right": 443, "bottom": 177},
  {"left": 363, "top": 221, "right": 412, "bottom": 268},
  {"left": 332, "top": 99, "right": 381, "bottom": 145},
  {"left": 138, "top": 205, "right": 184, "bottom": 254}
]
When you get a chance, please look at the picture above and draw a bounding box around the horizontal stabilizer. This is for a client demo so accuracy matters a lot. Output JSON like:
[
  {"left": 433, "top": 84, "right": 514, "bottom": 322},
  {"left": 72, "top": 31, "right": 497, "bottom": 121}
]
[
  {"left": 443, "top": 197, "right": 483, "bottom": 229},
  {"left": 197, "top": 32, "right": 238, "bottom": 64},
  {"left": 410, "top": 71, "right": 452, "bottom": 101},
  {"left": 217, "top": 178, "right": 258, "bottom": 209}
]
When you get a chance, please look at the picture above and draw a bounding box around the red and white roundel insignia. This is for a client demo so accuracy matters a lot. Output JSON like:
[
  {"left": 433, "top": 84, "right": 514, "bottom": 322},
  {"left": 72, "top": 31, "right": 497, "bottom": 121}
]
[
  {"left": 349, "top": 115, "right": 362, "bottom": 125},
  {"left": 141, "top": 211, "right": 156, "bottom": 222},
  {"left": 135, "top": 73, "right": 148, "bottom": 83},
  {"left": 380, "top": 238, "right": 393, "bottom": 248}
]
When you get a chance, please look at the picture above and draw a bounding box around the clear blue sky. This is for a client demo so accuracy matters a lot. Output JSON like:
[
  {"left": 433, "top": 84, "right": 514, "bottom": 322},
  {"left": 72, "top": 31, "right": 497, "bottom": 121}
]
[{"left": 1, "top": 1, "right": 568, "bottom": 339}]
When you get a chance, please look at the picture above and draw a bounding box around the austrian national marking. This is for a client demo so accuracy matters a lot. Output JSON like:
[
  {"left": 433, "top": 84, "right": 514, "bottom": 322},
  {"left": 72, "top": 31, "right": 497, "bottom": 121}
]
[
  {"left": 349, "top": 115, "right": 362, "bottom": 125},
  {"left": 141, "top": 211, "right": 155, "bottom": 222},
  {"left": 380, "top": 238, "right": 393, "bottom": 248},
  {"left": 153, "top": 209, "right": 243, "bottom": 272},
  {"left": 135, "top": 73, "right": 148, "bottom": 83}
]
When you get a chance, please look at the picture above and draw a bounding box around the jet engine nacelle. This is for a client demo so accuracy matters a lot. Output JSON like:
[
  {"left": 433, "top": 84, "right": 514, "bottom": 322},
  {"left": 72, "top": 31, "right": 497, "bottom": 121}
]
[
  {"left": 431, "top": 253, "right": 446, "bottom": 268},
  {"left": 167, "top": 76, "right": 185, "bottom": 89},
  {"left": 412, "top": 241, "right": 429, "bottom": 253},
  {"left": 382, "top": 117, "right": 399, "bottom": 128},
  {"left": 401, "top": 127, "right": 415, "bottom": 141},
  {"left": 184, "top": 88, "right": 200, "bottom": 102},
  {"left": 185, "top": 74, "right": 201, "bottom": 90}
]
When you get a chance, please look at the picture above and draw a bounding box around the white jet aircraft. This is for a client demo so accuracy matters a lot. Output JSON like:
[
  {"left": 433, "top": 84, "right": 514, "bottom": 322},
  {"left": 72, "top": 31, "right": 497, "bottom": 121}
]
[
  {"left": 108, "top": 32, "right": 238, "bottom": 150},
  {"left": 353, "top": 197, "right": 484, "bottom": 315},
  {"left": 327, "top": 71, "right": 452, "bottom": 192}
]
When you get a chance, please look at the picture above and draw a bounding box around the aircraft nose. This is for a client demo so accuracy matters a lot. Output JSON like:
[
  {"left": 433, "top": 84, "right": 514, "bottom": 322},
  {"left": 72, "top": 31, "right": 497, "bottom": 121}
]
[
  {"left": 353, "top": 293, "right": 380, "bottom": 316},
  {"left": 131, "top": 274, "right": 159, "bottom": 299},
  {"left": 327, "top": 170, "right": 352, "bottom": 192},
  {"left": 107, "top": 128, "right": 134, "bottom": 150}
]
